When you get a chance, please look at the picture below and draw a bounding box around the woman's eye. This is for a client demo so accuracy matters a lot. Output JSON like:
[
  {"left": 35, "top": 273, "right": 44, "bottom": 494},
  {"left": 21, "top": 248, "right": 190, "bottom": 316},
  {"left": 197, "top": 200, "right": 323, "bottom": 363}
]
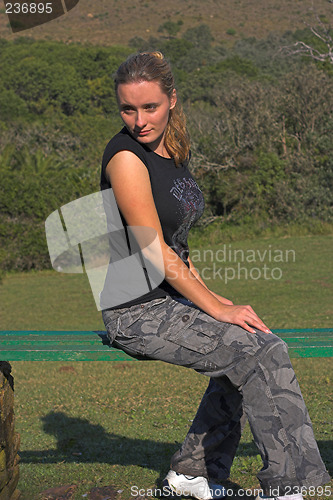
[{"left": 146, "top": 104, "right": 157, "bottom": 111}]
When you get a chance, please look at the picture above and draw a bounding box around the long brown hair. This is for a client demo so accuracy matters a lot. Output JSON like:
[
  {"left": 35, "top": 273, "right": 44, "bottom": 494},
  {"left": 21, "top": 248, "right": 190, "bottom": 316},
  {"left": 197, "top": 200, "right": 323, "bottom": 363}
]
[{"left": 114, "top": 51, "right": 190, "bottom": 166}]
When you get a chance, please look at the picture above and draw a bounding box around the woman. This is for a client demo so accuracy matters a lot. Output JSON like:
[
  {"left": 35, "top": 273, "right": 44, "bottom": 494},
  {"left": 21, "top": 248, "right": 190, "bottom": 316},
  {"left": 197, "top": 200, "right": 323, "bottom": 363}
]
[{"left": 100, "top": 51, "right": 330, "bottom": 500}]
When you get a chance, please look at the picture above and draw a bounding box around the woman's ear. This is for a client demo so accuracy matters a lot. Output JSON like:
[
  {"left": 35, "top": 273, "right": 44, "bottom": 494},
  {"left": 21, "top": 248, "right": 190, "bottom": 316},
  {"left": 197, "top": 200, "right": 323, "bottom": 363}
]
[{"left": 170, "top": 89, "right": 177, "bottom": 110}]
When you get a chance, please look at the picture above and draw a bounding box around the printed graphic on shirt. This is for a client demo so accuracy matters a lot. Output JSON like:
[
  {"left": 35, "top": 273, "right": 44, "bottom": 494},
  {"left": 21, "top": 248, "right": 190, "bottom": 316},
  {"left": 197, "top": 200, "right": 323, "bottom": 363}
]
[{"left": 170, "top": 177, "right": 205, "bottom": 262}]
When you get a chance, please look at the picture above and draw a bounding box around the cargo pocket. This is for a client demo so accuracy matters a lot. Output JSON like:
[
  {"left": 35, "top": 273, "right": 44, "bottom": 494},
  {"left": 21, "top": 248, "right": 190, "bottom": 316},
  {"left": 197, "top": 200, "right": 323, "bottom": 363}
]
[
  {"left": 160, "top": 308, "right": 221, "bottom": 355},
  {"left": 118, "top": 297, "right": 169, "bottom": 336}
]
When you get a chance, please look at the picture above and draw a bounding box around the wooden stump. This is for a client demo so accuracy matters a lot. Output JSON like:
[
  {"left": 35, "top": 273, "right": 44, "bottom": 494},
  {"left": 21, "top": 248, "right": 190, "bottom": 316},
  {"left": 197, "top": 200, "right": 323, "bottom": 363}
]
[{"left": 0, "top": 362, "right": 20, "bottom": 500}]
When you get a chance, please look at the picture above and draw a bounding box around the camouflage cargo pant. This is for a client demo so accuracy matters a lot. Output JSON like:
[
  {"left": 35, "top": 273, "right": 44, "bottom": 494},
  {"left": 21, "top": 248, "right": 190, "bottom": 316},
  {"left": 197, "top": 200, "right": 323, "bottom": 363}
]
[{"left": 102, "top": 296, "right": 330, "bottom": 496}]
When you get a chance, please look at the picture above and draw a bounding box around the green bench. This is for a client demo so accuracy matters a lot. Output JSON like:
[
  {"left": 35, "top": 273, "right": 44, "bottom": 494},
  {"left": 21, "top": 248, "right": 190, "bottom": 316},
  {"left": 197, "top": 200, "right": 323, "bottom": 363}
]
[{"left": 0, "top": 328, "right": 333, "bottom": 361}]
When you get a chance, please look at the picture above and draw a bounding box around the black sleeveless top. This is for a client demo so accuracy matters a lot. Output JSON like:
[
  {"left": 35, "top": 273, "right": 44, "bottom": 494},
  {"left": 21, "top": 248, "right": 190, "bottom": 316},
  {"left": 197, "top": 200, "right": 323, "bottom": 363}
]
[{"left": 100, "top": 127, "right": 205, "bottom": 309}]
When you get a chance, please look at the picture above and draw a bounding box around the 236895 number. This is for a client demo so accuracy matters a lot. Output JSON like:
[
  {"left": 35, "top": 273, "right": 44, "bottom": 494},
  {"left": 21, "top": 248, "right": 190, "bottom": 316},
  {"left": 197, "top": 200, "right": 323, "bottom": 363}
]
[{"left": 5, "top": 2, "right": 53, "bottom": 14}]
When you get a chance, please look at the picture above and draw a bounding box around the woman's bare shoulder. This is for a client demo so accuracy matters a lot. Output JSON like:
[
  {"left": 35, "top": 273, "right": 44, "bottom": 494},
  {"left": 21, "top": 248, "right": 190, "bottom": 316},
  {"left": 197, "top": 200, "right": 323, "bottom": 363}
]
[{"left": 105, "top": 150, "right": 162, "bottom": 231}]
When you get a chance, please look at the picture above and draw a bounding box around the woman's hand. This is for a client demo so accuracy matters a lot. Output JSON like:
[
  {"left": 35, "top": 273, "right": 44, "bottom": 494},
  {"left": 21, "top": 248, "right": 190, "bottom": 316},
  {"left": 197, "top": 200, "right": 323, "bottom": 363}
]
[
  {"left": 187, "top": 257, "right": 270, "bottom": 333},
  {"left": 213, "top": 303, "right": 272, "bottom": 335}
]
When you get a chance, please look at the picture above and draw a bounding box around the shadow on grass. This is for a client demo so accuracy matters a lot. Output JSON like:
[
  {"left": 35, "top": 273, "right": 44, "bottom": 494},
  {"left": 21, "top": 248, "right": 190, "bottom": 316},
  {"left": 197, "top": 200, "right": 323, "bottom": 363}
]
[
  {"left": 19, "top": 411, "right": 259, "bottom": 468},
  {"left": 19, "top": 411, "right": 333, "bottom": 479}
]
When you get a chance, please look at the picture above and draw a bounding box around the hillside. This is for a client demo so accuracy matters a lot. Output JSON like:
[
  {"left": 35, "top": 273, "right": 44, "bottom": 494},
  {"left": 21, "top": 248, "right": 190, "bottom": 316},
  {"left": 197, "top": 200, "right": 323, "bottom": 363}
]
[{"left": 0, "top": 0, "right": 332, "bottom": 46}]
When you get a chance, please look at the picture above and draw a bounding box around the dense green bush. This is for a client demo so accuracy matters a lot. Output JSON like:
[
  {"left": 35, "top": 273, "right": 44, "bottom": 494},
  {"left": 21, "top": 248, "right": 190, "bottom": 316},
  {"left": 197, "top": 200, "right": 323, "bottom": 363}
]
[{"left": 0, "top": 145, "right": 96, "bottom": 271}]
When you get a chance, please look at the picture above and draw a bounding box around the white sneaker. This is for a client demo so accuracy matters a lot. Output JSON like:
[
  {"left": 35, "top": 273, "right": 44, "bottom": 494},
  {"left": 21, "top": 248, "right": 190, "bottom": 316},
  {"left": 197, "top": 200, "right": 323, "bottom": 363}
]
[
  {"left": 162, "top": 470, "right": 226, "bottom": 500},
  {"left": 256, "top": 495, "right": 303, "bottom": 500}
]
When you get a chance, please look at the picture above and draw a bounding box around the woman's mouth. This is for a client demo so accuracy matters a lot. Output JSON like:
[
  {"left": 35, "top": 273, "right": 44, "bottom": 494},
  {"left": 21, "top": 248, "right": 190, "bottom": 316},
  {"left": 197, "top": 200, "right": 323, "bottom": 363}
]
[{"left": 137, "top": 129, "right": 151, "bottom": 137}]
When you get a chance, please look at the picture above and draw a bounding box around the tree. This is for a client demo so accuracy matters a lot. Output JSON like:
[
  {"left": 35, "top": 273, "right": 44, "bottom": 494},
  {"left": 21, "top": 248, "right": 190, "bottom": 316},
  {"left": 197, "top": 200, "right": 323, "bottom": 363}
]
[
  {"left": 157, "top": 20, "right": 183, "bottom": 38},
  {"left": 182, "top": 24, "right": 214, "bottom": 49},
  {"left": 280, "top": 5, "right": 333, "bottom": 65}
]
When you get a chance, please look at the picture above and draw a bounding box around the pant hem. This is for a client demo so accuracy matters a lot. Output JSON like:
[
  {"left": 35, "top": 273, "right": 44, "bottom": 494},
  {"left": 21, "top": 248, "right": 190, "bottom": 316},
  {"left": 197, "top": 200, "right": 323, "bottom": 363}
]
[{"left": 260, "top": 470, "right": 331, "bottom": 496}]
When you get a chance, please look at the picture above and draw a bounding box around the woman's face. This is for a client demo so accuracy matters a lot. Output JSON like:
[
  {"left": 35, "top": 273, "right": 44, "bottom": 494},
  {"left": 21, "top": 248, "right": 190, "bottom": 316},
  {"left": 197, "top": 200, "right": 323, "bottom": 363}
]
[{"left": 117, "top": 80, "right": 177, "bottom": 157}]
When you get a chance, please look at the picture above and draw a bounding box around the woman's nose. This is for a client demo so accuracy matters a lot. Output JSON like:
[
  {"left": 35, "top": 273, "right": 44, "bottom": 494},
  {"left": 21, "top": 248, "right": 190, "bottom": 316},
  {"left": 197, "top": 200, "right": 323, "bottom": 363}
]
[{"left": 135, "top": 111, "right": 147, "bottom": 128}]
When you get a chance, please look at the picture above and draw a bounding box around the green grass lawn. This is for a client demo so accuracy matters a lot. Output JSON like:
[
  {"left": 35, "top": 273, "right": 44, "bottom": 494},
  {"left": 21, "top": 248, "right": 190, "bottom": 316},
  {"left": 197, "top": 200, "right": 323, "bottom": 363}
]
[
  {"left": 0, "top": 234, "right": 332, "bottom": 499},
  {"left": 1, "top": 234, "right": 332, "bottom": 330},
  {"left": 11, "top": 359, "right": 333, "bottom": 499}
]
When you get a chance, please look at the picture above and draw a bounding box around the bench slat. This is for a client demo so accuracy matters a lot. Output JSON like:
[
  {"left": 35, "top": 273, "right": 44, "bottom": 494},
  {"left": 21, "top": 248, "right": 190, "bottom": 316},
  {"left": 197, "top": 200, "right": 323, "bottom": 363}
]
[
  {"left": 0, "top": 349, "right": 133, "bottom": 362},
  {"left": 0, "top": 329, "right": 332, "bottom": 361},
  {"left": 0, "top": 331, "right": 134, "bottom": 361}
]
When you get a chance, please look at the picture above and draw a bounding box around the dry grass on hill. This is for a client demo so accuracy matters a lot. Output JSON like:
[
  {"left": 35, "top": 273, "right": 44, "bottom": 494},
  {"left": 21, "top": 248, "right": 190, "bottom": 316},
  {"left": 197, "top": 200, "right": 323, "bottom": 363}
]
[{"left": 0, "top": 0, "right": 332, "bottom": 46}]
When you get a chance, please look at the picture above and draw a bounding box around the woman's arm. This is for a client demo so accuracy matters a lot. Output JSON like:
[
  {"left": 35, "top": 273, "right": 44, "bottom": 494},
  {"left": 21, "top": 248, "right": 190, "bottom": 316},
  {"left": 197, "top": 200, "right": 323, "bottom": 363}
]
[
  {"left": 106, "top": 150, "right": 271, "bottom": 334},
  {"left": 188, "top": 257, "right": 234, "bottom": 306}
]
